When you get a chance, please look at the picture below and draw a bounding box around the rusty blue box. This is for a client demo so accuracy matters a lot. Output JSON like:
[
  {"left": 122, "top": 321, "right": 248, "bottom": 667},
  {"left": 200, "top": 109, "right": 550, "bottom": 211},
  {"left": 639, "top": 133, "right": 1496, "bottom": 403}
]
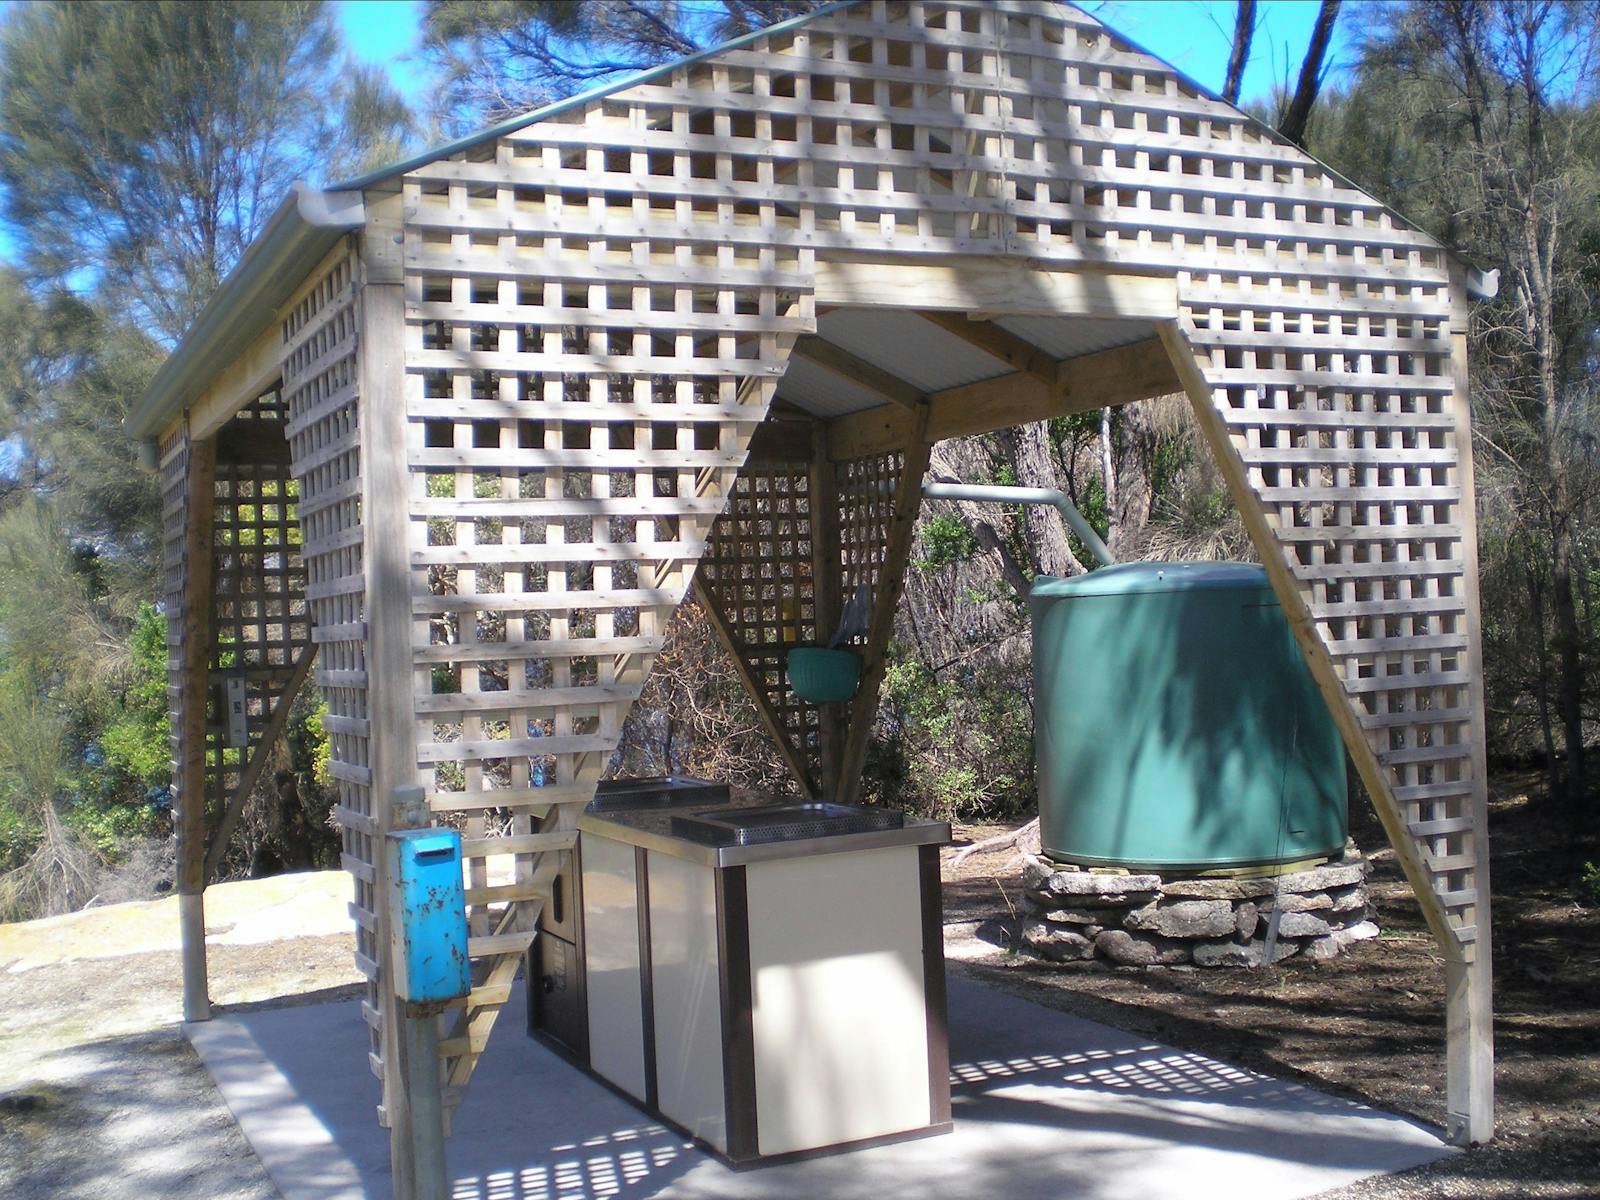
[{"left": 386, "top": 828, "right": 470, "bottom": 1004}]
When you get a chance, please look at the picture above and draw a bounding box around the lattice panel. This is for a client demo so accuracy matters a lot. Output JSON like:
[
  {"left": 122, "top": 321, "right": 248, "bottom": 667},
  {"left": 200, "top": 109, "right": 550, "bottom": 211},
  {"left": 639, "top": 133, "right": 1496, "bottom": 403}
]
[
  {"left": 278, "top": 248, "right": 385, "bottom": 1073},
  {"left": 699, "top": 454, "right": 823, "bottom": 789},
  {"left": 365, "top": 0, "right": 1486, "bottom": 1113},
  {"left": 159, "top": 428, "right": 192, "bottom": 782},
  {"left": 203, "top": 394, "right": 311, "bottom": 831},
  {"left": 836, "top": 449, "right": 905, "bottom": 636},
  {"left": 400, "top": 97, "right": 812, "bottom": 1087}
]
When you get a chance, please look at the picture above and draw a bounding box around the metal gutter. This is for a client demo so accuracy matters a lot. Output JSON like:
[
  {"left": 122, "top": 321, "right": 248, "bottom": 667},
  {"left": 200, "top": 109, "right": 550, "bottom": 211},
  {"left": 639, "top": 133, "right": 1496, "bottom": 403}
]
[
  {"left": 125, "top": 182, "right": 366, "bottom": 441},
  {"left": 327, "top": 0, "right": 859, "bottom": 193}
]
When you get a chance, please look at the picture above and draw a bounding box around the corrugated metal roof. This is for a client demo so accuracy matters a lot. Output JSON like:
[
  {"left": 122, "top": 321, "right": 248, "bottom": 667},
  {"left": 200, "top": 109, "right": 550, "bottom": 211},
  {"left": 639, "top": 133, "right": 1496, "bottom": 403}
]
[
  {"left": 814, "top": 308, "right": 1012, "bottom": 394},
  {"left": 773, "top": 354, "right": 888, "bottom": 418},
  {"left": 773, "top": 310, "right": 1166, "bottom": 419},
  {"left": 993, "top": 314, "right": 1156, "bottom": 359}
]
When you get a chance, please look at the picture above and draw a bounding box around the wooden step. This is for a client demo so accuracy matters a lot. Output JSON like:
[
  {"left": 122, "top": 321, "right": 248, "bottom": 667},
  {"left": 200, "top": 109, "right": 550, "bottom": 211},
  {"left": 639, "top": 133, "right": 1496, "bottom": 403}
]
[
  {"left": 467, "top": 930, "right": 536, "bottom": 958},
  {"left": 465, "top": 880, "right": 551, "bottom": 907},
  {"left": 460, "top": 830, "right": 577, "bottom": 858}
]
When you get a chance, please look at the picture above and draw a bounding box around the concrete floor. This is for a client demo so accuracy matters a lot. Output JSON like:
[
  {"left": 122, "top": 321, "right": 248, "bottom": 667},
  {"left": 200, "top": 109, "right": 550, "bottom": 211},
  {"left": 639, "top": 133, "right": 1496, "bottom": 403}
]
[{"left": 187, "top": 977, "right": 1450, "bottom": 1200}]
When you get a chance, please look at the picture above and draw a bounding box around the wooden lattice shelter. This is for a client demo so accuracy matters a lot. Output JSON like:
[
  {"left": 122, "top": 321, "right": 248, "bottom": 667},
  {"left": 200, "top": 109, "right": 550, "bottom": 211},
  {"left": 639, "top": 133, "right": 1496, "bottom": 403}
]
[{"left": 127, "top": 0, "right": 1500, "bottom": 1181}]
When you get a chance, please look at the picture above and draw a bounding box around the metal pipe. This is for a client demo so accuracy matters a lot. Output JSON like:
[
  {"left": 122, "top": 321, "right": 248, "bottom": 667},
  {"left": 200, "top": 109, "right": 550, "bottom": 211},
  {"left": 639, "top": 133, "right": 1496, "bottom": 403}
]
[{"left": 922, "top": 482, "right": 1117, "bottom": 568}]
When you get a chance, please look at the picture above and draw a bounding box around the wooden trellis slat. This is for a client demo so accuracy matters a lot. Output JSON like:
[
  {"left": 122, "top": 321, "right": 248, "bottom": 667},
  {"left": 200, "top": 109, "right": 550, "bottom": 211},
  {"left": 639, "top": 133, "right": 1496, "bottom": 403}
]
[{"left": 154, "top": 0, "right": 1495, "bottom": 1150}]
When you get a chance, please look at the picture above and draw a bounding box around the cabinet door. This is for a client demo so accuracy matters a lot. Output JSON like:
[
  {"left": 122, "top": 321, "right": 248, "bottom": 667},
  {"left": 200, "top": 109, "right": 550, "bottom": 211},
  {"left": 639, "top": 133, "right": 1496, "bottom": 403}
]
[
  {"left": 530, "top": 932, "right": 586, "bottom": 1058},
  {"left": 647, "top": 852, "right": 727, "bottom": 1152},
  {"left": 745, "top": 847, "right": 931, "bottom": 1156},
  {"left": 581, "top": 835, "right": 647, "bottom": 1100}
]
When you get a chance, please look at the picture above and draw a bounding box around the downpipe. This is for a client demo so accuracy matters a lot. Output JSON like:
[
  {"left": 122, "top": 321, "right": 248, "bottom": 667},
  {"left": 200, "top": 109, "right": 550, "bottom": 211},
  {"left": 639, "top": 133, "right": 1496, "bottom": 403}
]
[{"left": 921, "top": 483, "right": 1118, "bottom": 568}]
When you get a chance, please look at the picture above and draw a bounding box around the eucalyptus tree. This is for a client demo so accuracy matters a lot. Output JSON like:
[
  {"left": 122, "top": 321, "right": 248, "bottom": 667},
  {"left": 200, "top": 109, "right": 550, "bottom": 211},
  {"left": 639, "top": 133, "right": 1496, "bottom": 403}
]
[
  {"left": 0, "top": 0, "right": 413, "bottom": 343},
  {"left": 1311, "top": 1, "right": 1600, "bottom": 804},
  {"left": 0, "top": 2, "right": 417, "bottom": 911},
  {"left": 423, "top": 0, "right": 826, "bottom": 129}
]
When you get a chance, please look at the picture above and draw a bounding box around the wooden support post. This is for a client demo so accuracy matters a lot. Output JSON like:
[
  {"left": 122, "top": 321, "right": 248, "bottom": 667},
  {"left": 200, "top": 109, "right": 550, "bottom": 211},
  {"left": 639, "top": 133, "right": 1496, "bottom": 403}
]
[
  {"left": 1444, "top": 323, "right": 1494, "bottom": 1144},
  {"left": 176, "top": 432, "right": 218, "bottom": 1024},
  {"left": 808, "top": 420, "right": 845, "bottom": 789},
  {"left": 835, "top": 406, "right": 932, "bottom": 808},
  {"left": 360, "top": 192, "right": 425, "bottom": 1200},
  {"left": 391, "top": 785, "right": 450, "bottom": 1200}
]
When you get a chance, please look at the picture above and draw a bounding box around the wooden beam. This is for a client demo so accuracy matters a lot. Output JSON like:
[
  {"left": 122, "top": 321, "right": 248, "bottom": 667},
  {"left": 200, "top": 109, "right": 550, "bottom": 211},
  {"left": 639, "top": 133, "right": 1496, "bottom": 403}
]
[
  {"left": 359, "top": 193, "right": 423, "bottom": 1200},
  {"left": 835, "top": 408, "right": 932, "bottom": 808},
  {"left": 791, "top": 335, "right": 924, "bottom": 411},
  {"left": 202, "top": 648, "right": 317, "bottom": 884},
  {"left": 1156, "top": 321, "right": 1464, "bottom": 961},
  {"left": 184, "top": 325, "right": 281, "bottom": 442},
  {"left": 915, "top": 311, "right": 1061, "bottom": 387},
  {"left": 187, "top": 240, "right": 354, "bottom": 441},
  {"left": 176, "top": 433, "right": 218, "bottom": 1024},
  {"left": 691, "top": 576, "right": 817, "bottom": 798},
  {"left": 827, "top": 337, "right": 1180, "bottom": 460},
  {"left": 813, "top": 257, "right": 1179, "bottom": 320}
]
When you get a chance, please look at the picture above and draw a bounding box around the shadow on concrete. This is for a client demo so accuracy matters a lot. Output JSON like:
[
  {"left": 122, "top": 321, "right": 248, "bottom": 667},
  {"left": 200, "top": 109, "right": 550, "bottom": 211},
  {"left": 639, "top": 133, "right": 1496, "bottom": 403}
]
[{"left": 188, "top": 975, "right": 1449, "bottom": 1200}]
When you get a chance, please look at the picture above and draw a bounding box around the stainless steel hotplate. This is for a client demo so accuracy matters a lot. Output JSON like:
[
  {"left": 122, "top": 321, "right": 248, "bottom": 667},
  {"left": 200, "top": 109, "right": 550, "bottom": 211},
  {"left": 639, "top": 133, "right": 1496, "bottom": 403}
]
[{"left": 671, "top": 802, "right": 904, "bottom": 846}]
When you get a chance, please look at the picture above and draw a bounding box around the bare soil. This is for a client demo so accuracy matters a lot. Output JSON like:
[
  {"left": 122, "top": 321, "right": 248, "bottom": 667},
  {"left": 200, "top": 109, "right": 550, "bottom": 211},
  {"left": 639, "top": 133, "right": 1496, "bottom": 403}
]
[{"left": 943, "top": 776, "right": 1600, "bottom": 1199}]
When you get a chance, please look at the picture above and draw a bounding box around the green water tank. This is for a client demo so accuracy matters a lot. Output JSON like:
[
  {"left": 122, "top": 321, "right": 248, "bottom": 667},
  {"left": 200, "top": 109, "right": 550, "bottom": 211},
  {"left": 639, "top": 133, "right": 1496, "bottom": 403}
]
[{"left": 1030, "top": 562, "right": 1346, "bottom": 872}]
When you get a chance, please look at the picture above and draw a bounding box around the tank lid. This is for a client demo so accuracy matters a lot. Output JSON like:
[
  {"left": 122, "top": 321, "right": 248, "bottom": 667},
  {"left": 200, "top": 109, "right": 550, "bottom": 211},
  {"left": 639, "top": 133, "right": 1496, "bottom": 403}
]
[{"left": 1031, "top": 561, "right": 1268, "bottom": 598}]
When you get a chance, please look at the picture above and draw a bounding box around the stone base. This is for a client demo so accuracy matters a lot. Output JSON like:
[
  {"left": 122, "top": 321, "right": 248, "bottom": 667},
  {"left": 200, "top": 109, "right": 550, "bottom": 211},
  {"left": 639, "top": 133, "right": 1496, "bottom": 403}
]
[{"left": 1016, "top": 843, "right": 1377, "bottom": 967}]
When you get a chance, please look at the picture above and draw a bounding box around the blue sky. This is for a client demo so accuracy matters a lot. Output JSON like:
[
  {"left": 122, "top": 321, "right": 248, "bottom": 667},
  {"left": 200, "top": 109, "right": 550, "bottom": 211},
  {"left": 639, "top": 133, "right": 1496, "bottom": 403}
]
[
  {"left": 0, "top": 2, "right": 1350, "bottom": 269},
  {"left": 333, "top": 0, "right": 1355, "bottom": 115}
]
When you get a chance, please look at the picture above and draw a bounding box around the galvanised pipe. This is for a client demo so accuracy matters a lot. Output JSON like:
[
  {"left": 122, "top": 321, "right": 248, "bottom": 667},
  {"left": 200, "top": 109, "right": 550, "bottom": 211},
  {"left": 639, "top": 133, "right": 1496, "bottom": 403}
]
[{"left": 922, "top": 482, "right": 1117, "bottom": 569}]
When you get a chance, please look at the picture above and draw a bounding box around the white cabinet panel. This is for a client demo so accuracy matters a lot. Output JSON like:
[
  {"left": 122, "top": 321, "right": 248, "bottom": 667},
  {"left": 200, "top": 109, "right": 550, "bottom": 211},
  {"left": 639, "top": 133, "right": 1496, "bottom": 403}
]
[
  {"left": 647, "top": 851, "right": 727, "bottom": 1151},
  {"left": 745, "top": 847, "right": 930, "bottom": 1157},
  {"left": 582, "top": 835, "right": 647, "bottom": 1100}
]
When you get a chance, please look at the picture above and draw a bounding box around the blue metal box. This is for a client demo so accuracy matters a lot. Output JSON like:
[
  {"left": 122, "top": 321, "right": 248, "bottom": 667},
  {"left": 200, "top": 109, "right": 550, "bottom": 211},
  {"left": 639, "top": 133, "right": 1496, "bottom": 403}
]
[{"left": 386, "top": 828, "right": 470, "bottom": 1004}]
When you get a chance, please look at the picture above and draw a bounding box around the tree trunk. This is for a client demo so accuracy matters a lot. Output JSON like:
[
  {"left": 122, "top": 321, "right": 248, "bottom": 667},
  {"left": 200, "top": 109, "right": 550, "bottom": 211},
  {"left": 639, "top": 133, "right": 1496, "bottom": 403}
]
[
  {"left": 1550, "top": 511, "right": 1586, "bottom": 806},
  {"left": 1527, "top": 561, "right": 1558, "bottom": 793},
  {"left": 994, "top": 422, "right": 1085, "bottom": 578},
  {"left": 1224, "top": 0, "right": 1258, "bottom": 104},
  {"left": 1278, "top": 0, "right": 1341, "bottom": 146}
]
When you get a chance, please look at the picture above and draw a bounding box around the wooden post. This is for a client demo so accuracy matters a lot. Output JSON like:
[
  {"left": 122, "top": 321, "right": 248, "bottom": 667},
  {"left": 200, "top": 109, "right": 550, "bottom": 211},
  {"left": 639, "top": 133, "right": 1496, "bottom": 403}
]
[
  {"left": 391, "top": 785, "right": 450, "bottom": 1200},
  {"left": 360, "top": 191, "right": 424, "bottom": 1200},
  {"left": 1444, "top": 322, "right": 1494, "bottom": 1145},
  {"left": 808, "top": 420, "right": 845, "bottom": 789},
  {"left": 835, "top": 406, "right": 932, "bottom": 807},
  {"left": 176, "top": 432, "right": 218, "bottom": 1024}
]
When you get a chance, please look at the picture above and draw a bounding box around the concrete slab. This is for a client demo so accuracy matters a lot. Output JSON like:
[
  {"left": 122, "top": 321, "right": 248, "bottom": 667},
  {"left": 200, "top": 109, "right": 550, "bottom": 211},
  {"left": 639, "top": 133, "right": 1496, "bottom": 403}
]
[{"left": 188, "top": 977, "right": 1450, "bottom": 1200}]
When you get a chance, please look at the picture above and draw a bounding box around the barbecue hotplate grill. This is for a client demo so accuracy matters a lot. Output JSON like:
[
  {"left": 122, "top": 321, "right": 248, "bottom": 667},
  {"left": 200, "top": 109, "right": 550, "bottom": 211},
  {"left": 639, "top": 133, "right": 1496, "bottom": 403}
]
[{"left": 670, "top": 802, "right": 904, "bottom": 847}]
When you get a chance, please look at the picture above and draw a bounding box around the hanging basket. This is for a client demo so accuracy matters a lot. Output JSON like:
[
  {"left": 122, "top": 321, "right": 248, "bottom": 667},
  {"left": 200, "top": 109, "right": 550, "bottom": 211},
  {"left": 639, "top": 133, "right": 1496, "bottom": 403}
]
[{"left": 786, "top": 647, "right": 862, "bottom": 703}]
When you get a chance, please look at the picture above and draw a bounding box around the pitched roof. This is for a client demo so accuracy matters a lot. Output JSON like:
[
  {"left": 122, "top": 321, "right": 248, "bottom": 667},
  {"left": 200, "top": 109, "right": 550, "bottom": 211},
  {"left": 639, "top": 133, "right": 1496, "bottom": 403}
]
[{"left": 130, "top": 0, "right": 1495, "bottom": 442}]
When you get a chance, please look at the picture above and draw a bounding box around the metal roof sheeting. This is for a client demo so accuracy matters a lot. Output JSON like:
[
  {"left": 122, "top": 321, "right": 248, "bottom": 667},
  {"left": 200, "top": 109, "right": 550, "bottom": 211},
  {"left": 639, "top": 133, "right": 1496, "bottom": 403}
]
[
  {"left": 814, "top": 309, "right": 1012, "bottom": 394},
  {"left": 773, "top": 354, "right": 889, "bottom": 418},
  {"left": 993, "top": 314, "right": 1157, "bottom": 360}
]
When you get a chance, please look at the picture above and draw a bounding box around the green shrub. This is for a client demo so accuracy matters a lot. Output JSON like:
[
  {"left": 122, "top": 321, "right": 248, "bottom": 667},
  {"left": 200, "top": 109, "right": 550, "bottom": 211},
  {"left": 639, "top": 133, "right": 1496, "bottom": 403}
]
[
  {"left": 97, "top": 604, "right": 170, "bottom": 790},
  {"left": 1581, "top": 862, "right": 1600, "bottom": 908},
  {"left": 868, "top": 648, "right": 1034, "bottom": 823}
]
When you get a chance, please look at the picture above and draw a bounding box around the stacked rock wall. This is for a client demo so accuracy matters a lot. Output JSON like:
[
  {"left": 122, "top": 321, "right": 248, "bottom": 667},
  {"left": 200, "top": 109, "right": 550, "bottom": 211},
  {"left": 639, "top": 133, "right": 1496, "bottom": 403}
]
[{"left": 1019, "top": 845, "right": 1378, "bottom": 967}]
